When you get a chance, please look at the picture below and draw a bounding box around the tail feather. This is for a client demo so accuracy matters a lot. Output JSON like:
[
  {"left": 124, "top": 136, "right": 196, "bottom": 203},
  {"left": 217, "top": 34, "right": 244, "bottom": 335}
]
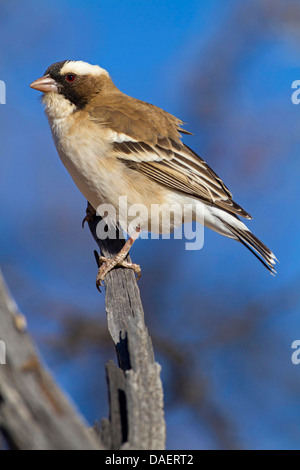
[{"left": 220, "top": 218, "right": 277, "bottom": 275}]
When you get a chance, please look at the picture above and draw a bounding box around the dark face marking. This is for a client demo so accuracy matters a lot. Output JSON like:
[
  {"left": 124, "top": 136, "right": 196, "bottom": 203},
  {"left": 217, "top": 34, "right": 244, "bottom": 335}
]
[
  {"left": 44, "top": 61, "right": 90, "bottom": 110},
  {"left": 44, "top": 61, "right": 68, "bottom": 77}
]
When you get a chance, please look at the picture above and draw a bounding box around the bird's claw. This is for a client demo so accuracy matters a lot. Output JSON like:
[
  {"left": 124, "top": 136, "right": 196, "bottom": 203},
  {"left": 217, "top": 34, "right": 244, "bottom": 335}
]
[
  {"left": 95, "top": 254, "right": 141, "bottom": 292},
  {"left": 119, "top": 260, "right": 142, "bottom": 281}
]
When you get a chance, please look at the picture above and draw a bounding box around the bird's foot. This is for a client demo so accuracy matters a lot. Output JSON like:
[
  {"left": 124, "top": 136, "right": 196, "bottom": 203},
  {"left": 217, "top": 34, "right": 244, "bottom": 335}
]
[
  {"left": 82, "top": 203, "right": 96, "bottom": 228},
  {"left": 95, "top": 254, "right": 141, "bottom": 291}
]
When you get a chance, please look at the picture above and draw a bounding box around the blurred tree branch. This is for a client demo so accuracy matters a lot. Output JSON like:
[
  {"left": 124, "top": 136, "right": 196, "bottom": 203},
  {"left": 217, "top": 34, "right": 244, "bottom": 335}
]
[
  {"left": 0, "top": 211, "right": 166, "bottom": 450},
  {"left": 0, "top": 270, "right": 100, "bottom": 450}
]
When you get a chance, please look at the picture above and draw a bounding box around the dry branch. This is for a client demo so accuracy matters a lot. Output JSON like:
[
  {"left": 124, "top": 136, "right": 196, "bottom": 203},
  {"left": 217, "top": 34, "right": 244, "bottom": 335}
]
[
  {"left": 88, "top": 214, "right": 166, "bottom": 450},
  {"left": 0, "top": 271, "right": 101, "bottom": 450},
  {"left": 0, "top": 212, "right": 165, "bottom": 450}
]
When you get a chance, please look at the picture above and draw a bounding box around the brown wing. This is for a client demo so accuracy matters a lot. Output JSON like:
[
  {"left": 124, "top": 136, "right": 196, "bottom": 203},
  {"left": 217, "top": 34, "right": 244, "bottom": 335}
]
[
  {"left": 87, "top": 91, "right": 251, "bottom": 219},
  {"left": 113, "top": 138, "right": 252, "bottom": 219},
  {"left": 86, "top": 91, "right": 191, "bottom": 145}
]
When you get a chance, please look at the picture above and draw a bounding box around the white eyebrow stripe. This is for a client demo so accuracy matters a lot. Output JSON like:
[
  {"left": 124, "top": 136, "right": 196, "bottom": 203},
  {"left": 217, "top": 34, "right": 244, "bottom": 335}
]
[{"left": 60, "top": 61, "right": 109, "bottom": 77}]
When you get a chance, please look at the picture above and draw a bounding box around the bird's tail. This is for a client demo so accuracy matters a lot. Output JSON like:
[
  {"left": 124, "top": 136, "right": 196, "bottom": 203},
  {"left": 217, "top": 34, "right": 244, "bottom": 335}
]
[{"left": 220, "top": 218, "right": 277, "bottom": 275}]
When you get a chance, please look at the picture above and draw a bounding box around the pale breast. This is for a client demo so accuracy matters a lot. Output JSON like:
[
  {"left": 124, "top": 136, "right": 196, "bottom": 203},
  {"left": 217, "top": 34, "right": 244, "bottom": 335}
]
[
  {"left": 43, "top": 94, "right": 117, "bottom": 207},
  {"left": 43, "top": 92, "right": 179, "bottom": 234}
]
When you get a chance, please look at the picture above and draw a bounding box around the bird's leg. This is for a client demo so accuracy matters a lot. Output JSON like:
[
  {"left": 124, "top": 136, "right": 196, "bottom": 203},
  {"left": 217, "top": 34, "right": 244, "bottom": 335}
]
[
  {"left": 95, "top": 228, "right": 141, "bottom": 291},
  {"left": 82, "top": 202, "right": 96, "bottom": 228}
]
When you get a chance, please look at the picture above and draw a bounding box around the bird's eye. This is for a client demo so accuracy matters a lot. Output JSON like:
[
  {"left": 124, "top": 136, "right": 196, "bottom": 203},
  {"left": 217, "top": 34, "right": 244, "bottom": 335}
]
[{"left": 65, "top": 74, "right": 76, "bottom": 83}]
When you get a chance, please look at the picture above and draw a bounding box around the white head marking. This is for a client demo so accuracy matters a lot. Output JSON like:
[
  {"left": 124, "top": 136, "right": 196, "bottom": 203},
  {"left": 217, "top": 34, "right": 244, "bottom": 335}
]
[{"left": 60, "top": 61, "right": 109, "bottom": 77}]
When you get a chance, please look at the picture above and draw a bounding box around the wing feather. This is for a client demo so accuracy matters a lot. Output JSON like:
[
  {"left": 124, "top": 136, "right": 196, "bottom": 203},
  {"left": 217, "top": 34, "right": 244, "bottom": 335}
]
[
  {"left": 113, "top": 139, "right": 252, "bottom": 219},
  {"left": 87, "top": 91, "right": 251, "bottom": 219}
]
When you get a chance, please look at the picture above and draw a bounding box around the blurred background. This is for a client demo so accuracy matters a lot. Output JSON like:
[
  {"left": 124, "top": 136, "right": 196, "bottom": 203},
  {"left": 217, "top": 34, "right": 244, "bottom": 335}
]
[{"left": 1, "top": 0, "right": 300, "bottom": 450}]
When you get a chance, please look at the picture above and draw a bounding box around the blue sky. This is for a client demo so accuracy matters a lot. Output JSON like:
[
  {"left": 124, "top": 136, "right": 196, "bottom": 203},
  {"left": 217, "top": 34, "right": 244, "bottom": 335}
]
[{"left": 1, "top": 0, "right": 300, "bottom": 450}]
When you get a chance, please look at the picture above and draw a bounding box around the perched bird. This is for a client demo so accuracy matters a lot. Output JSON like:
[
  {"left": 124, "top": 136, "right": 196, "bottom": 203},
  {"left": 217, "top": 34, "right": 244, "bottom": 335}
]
[{"left": 30, "top": 60, "right": 277, "bottom": 288}]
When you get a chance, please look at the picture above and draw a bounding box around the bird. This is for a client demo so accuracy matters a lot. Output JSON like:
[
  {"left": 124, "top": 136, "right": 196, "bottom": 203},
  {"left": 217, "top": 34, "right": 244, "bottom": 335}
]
[{"left": 30, "top": 60, "right": 277, "bottom": 289}]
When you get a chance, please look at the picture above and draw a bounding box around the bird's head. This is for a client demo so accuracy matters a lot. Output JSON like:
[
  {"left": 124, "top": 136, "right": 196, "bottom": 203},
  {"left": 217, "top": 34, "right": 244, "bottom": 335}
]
[{"left": 30, "top": 60, "right": 111, "bottom": 112}]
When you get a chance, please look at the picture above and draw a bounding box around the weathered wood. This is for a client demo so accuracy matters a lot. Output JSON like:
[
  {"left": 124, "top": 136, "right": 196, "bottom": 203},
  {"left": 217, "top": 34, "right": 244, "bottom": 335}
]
[
  {"left": 0, "top": 271, "right": 101, "bottom": 450},
  {"left": 88, "top": 215, "right": 166, "bottom": 450},
  {"left": 0, "top": 212, "right": 166, "bottom": 450}
]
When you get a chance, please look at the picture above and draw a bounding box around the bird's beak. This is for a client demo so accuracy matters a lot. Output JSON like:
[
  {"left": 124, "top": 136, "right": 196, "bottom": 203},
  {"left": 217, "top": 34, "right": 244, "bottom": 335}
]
[{"left": 30, "top": 74, "right": 58, "bottom": 93}]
